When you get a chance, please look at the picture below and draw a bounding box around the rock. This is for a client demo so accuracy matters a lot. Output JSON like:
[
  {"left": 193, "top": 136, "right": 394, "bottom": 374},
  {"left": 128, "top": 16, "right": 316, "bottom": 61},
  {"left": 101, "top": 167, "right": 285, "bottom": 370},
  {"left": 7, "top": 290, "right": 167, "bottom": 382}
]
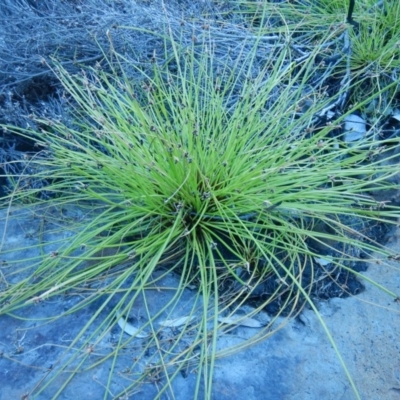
[{"left": 344, "top": 114, "right": 366, "bottom": 142}]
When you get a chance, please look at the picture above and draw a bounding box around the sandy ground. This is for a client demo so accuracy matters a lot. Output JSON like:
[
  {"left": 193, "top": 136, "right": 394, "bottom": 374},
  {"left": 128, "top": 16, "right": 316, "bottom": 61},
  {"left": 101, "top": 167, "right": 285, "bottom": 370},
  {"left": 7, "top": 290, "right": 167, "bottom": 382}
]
[{"left": 0, "top": 206, "right": 399, "bottom": 400}]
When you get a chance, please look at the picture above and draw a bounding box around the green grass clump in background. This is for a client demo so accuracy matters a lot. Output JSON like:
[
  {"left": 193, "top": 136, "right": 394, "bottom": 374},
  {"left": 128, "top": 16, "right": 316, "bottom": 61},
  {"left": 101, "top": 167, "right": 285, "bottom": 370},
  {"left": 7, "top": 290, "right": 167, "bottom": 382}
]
[{"left": 236, "top": 0, "right": 400, "bottom": 111}]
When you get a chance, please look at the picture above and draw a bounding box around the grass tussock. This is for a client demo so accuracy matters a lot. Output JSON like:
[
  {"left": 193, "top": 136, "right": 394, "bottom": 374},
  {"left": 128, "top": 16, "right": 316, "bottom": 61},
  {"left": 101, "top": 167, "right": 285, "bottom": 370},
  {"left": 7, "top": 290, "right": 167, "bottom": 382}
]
[{"left": 237, "top": 0, "right": 400, "bottom": 108}]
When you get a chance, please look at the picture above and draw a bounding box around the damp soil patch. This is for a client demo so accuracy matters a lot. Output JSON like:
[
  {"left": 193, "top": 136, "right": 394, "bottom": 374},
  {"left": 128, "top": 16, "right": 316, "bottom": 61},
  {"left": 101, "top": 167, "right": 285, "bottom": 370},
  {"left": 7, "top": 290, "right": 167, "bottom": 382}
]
[{"left": 172, "top": 211, "right": 395, "bottom": 317}]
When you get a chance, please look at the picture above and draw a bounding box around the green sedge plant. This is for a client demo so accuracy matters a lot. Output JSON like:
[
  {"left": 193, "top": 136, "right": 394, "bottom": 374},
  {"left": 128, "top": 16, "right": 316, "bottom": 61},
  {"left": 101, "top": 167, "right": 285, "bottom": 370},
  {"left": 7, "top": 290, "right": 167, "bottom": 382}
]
[
  {"left": 1, "top": 21, "right": 400, "bottom": 400},
  {"left": 235, "top": 0, "right": 400, "bottom": 111}
]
